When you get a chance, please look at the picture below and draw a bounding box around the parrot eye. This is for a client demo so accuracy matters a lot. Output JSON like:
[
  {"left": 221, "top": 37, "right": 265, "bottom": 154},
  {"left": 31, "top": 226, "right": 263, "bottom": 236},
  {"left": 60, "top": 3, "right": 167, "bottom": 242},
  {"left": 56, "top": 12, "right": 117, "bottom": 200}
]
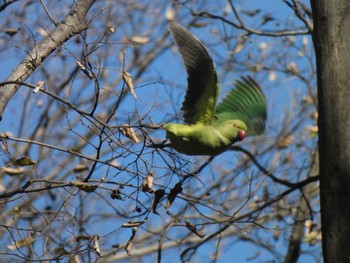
[{"left": 232, "top": 123, "right": 237, "bottom": 128}]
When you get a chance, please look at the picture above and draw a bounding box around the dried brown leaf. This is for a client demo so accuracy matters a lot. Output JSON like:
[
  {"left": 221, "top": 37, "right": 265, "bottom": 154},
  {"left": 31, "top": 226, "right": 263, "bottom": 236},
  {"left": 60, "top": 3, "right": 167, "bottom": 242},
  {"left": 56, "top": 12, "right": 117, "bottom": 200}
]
[
  {"left": 53, "top": 246, "right": 68, "bottom": 257},
  {"left": 232, "top": 35, "right": 247, "bottom": 54},
  {"left": 73, "top": 163, "right": 88, "bottom": 173},
  {"left": 12, "top": 156, "right": 38, "bottom": 166},
  {"left": 165, "top": 182, "right": 183, "bottom": 208},
  {"left": 68, "top": 255, "right": 80, "bottom": 263},
  {"left": 304, "top": 230, "right": 320, "bottom": 245},
  {"left": 107, "top": 26, "right": 115, "bottom": 33},
  {"left": 75, "top": 235, "right": 92, "bottom": 242},
  {"left": 33, "top": 81, "right": 44, "bottom": 93},
  {"left": 287, "top": 61, "right": 299, "bottom": 74},
  {"left": 141, "top": 172, "right": 154, "bottom": 193},
  {"left": 276, "top": 135, "right": 294, "bottom": 149},
  {"left": 7, "top": 235, "right": 35, "bottom": 250},
  {"left": 304, "top": 219, "right": 314, "bottom": 230},
  {"left": 76, "top": 60, "right": 94, "bottom": 79},
  {"left": 152, "top": 189, "right": 165, "bottom": 214},
  {"left": 92, "top": 235, "right": 101, "bottom": 257},
  {"left": 248, "top": 64, "right": 263, "bottom": 72},
  {"left": 273, "top": 229, "right": 280, "bottom": 241},
  {"left": 122, "top": 218, "right": 148, "bottom": 228},
  {"left": 269, "top": 71, "right": 277, "bottom": 81},
  {"left": 1, "top": 167, "right": 25, "bottom": 176},
  {"left": 306, "top": 125, "right": 318, "bottom": 138},
  {"left": 302, "top": 95, "right": 314, "bottom": 105},
  {"left": 185, "top": 220, "right": 205, "bottom": 239},
  {"left": 119, "top": 125, "right": 139, "bottom": 143},
  {"left": 111, "top": 189, "right": 123, "bottom": 200},
  {"left": 1, "top": 139, "right": 10, "bottom": 155},
  {"left": 125, "top": 227, "right": 137, "bottom": 255},
  {"left": 165, "top": 6, "right": 175, "bottom": 21},
  {"left": 71, "top": 181, "right": 98, "bottom": 193},
  {"left": 5, "top": 28, "right": 18, "bottom": 36},
  {"left": 130, "top": 36, "right": 149, "bottom": 45},
  {"left": 122, "top": 71, "right": 137, "bottom": 99},
  {"left": 37, "top": 28, "right": 48, "bottom": 37}
]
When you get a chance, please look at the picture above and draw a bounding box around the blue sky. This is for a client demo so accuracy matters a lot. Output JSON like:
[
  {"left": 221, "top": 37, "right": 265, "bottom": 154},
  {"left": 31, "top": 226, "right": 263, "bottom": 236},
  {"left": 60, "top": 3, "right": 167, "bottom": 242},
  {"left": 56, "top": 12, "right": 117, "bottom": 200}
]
[{"left": 0, "top": 1, "right": 320, "bottom": 262}]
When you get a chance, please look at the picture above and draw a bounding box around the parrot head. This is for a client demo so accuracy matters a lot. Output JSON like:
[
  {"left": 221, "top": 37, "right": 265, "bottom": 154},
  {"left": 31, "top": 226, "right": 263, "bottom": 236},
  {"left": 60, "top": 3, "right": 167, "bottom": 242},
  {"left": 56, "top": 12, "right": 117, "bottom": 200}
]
[{"left": 216, "top": 119, "right": 248, "bottom": 143}]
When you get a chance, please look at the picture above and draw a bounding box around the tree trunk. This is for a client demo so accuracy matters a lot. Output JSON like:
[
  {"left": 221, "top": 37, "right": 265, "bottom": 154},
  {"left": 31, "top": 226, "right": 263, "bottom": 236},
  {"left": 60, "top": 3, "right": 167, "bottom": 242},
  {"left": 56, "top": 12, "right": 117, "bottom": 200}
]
[
  {"left": 284, "top": 151, "right": 319, "bottom": 263},
  {"left": 311, "top": 1, "right": 350, "bottom": 262}
]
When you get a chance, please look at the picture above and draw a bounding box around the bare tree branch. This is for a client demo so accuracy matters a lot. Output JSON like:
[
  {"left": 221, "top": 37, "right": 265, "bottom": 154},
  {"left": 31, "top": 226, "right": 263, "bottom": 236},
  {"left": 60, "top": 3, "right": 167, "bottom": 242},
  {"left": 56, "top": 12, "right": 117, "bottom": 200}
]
[{"left": 0, "top": 0, "right": 96, "bottom": 120}]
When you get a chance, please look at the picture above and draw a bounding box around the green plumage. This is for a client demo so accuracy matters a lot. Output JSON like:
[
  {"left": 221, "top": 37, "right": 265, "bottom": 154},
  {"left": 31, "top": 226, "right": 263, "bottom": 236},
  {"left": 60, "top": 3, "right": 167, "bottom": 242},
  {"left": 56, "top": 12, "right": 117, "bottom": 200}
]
[
  {"left": 215, "top": 76, "right": 266, "bottom": 135},
  {"left": 164, "top": 23, "right": 267, "bottom": 156}
]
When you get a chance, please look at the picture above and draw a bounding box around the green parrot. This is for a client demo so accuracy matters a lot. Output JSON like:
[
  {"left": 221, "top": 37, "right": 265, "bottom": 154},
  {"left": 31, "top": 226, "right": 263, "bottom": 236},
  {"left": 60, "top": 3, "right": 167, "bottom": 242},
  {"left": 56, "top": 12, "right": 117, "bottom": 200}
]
[{"left": 163, "top": 23, "right": 267, "bottom": 156}]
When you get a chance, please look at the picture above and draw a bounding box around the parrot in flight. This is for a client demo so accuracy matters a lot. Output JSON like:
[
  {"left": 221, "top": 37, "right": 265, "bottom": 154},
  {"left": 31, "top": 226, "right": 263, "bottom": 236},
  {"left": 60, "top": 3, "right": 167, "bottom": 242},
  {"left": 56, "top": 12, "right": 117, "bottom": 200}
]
[{"left": 163, "top": 23, "right": 267, "bottom": 156}]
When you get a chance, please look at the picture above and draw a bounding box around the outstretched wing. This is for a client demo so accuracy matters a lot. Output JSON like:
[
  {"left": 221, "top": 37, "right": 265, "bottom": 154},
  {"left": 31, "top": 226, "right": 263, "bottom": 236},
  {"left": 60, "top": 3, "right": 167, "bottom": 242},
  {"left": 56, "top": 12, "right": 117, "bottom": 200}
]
[
  {"left": 215, "top": 76, "right": 267, "bottom": 136},
  {"left": 169, "top": 23, "right": 219, "bottom": 125}
]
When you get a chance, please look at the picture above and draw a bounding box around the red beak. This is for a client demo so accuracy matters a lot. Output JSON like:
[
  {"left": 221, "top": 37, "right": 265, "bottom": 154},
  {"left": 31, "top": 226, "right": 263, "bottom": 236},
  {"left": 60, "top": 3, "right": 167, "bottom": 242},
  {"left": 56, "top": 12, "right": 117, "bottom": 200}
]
[{"left": 238, "top": 130, "right": 246, "bottom": 141}]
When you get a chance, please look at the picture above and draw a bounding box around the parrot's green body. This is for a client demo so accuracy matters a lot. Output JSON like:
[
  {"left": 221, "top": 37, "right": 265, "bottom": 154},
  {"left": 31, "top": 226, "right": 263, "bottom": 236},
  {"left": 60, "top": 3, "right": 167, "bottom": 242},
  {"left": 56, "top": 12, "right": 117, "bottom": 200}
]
[
  {"left": 164, "top": 120, "right": 247, "bottom": 155},
  {"left": 164, "top": 23, "right": 267, "bottom": 156}
]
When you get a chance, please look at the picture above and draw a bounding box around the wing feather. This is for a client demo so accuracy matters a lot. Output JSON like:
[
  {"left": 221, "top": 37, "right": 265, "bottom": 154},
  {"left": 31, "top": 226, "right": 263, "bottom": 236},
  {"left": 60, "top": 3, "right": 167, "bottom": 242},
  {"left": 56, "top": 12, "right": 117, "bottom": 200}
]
[
  {"left": 169, "top": 23, "right": 219, "bottom": 124},
  {"left": 215, "top": 76, "right": 267, "bottom": 135}
]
